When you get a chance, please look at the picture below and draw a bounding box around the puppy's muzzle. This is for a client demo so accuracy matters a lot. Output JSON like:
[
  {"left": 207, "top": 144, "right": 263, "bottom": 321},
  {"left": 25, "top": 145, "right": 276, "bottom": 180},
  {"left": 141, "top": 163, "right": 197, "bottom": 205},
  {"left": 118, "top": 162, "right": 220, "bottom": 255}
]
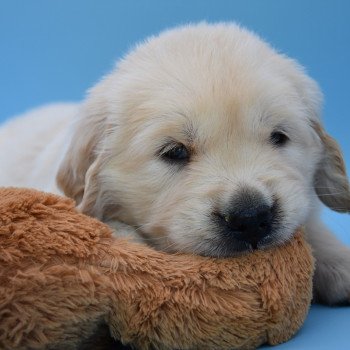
[{"left": 216, "top": 188, "right": 277, "bottom": 249}]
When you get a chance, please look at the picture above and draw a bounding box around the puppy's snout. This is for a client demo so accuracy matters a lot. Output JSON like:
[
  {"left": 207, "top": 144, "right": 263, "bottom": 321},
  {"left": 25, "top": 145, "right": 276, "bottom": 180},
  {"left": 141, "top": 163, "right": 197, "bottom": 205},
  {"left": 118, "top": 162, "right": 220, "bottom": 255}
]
[
  {"left": 225, "top": 204, "right": 272, "bottom": 248},
  {"left": 217, "top": 189, "right": 275, "bottom": 249}
]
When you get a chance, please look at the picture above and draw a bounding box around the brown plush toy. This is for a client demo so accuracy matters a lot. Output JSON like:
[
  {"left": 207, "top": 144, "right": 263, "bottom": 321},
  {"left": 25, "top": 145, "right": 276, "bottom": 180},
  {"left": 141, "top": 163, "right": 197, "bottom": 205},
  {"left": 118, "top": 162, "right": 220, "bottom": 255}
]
[{"left": 0, "top": 188, "right": 314, "bottom": 350}]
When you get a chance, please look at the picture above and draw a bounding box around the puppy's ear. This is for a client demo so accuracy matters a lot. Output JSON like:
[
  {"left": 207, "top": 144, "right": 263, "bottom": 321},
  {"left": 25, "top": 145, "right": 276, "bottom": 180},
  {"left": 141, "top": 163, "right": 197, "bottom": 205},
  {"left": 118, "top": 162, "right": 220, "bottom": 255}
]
[
  {"left": 313, "top": 122, "right": 350, "bottom": 213},
  {"left": 56, "top": 105, "right": 109, "bottom": 218}
]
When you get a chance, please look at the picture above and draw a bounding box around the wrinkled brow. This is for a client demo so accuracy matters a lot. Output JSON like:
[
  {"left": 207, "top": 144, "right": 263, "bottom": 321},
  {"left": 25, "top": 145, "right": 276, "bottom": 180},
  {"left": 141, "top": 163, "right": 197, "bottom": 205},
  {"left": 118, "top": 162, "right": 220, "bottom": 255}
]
[
  {"left": 132, "top": 113, "right": 198, "bottom": 150},
  {"left": 181, "top": 118, "right": 197, "bottom": 144},
  {"left": 155, "top": 112, "right": 197, "bottom": 144}
]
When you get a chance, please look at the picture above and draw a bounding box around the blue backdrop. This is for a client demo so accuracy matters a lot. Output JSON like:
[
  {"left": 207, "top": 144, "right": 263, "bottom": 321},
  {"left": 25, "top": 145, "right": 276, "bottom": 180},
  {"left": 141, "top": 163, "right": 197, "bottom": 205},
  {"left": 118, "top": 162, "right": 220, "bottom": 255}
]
[{"left": 1, "top": 1, "right": 349, "bottom": 348}]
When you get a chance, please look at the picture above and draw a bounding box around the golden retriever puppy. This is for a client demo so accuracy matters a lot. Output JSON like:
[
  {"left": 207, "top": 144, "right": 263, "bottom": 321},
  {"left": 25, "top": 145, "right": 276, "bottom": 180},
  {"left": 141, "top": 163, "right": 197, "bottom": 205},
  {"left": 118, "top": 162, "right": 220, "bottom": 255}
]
[{"left": 0, "top": 23, "right": 349, "bottom": 304}]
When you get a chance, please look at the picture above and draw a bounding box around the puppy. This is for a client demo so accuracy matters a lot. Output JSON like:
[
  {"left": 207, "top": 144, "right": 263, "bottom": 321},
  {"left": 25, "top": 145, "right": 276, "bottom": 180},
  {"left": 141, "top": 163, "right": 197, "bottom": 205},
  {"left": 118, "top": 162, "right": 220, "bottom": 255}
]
[{"left": 0, "top": 23, "right": 349, "bottom": 305}]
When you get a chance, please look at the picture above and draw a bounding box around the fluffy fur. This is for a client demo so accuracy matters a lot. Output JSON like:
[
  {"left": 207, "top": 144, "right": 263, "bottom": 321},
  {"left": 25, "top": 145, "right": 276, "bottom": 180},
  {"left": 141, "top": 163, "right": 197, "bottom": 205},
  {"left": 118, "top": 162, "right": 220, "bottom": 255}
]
[{"left": 0, "top": 23, "right": 349, "bottom": 304}]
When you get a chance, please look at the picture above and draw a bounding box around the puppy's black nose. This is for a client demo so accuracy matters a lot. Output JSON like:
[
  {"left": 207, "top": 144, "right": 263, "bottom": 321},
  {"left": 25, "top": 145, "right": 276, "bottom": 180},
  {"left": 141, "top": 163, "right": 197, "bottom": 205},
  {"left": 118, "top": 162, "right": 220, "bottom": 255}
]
[{"left": 219, "top": 189, "right": 274, "bottom": 249}]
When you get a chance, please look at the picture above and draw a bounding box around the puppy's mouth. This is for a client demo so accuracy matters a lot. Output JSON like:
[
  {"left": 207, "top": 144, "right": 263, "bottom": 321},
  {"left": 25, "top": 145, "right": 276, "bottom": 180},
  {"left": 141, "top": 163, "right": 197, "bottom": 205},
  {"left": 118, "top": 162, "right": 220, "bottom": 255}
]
[
  {"left": 138, "top": 220, "right": 287, "bottom": 258},
  {"left": 135, "top": 197, "right": 290, "bottom": 258},
  {"left": 195, "top": 226, "right": 290, "bottom": 258},
  {"left": 202, "top": 228, "right": 283, "bottom": 258}
]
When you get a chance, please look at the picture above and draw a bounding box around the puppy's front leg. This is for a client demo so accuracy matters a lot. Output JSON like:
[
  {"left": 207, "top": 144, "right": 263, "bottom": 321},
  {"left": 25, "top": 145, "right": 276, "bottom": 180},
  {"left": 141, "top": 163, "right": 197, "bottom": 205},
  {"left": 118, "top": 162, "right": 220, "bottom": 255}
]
[{"left": 305, "top": 219, "right": 350, "bottom": 304}]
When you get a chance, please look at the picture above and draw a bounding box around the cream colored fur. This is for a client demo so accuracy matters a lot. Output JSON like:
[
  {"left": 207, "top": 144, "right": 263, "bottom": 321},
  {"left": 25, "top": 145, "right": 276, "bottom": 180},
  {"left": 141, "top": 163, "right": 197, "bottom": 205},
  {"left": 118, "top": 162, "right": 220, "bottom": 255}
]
[{"left": 0, "top": 23, "right": 349, "bottom": 304}]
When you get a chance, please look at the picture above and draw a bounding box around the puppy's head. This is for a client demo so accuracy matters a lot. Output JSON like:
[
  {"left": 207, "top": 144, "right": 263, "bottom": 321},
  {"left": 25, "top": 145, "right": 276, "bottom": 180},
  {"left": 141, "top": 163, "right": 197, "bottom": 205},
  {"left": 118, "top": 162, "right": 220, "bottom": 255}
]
[{"left": 57, "top": 23, "right": 350, "bottom": 256}]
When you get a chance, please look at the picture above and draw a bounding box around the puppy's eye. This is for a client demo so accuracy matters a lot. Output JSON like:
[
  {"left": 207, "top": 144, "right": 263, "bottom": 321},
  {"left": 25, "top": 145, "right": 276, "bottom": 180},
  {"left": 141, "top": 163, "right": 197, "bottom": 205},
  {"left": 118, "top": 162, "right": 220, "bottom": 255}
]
[
  {"left": 160, "top": 143, "right": 189, "bottom": 163},
  {"left": 270, "top": 131, "right": 289, "bottom": 146}
]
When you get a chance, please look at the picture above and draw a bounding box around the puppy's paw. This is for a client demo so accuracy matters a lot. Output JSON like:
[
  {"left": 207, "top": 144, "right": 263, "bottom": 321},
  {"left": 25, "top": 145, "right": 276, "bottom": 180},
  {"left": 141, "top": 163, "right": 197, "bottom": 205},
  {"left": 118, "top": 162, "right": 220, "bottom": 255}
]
[{"left": 313, "top": 249, "right": 350, "bottom": 305}]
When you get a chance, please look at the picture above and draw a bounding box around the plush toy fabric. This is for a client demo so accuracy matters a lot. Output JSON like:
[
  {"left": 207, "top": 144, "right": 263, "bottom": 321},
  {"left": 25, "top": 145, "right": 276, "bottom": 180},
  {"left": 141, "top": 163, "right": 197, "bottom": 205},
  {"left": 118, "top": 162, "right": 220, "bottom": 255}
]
[{"left": 0, "top": 188, "right": 314, "bottom": 350}]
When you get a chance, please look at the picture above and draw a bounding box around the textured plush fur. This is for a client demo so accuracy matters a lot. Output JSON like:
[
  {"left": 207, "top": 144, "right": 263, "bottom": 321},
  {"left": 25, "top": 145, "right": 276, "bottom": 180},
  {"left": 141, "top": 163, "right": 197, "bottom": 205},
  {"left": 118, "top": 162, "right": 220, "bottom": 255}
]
[
  {"left": 0, "top": 188, "right": 313, "bottom": 350},
  {"left": 0, "top": 23, "right": 349, "bottom": 304}
]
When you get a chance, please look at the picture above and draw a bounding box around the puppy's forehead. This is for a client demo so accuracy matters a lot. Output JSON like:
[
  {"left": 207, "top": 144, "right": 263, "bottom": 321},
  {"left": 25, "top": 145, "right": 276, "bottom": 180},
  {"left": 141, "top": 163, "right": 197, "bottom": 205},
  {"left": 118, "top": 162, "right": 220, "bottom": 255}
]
[{"left": 111, "top": 24, "right": 317, "bottom": 141}]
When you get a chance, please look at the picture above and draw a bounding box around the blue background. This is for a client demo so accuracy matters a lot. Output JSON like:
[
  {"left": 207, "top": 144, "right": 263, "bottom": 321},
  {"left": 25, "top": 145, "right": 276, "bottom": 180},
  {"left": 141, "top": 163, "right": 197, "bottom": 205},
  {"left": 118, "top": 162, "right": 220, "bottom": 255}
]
[{"left": 0, "top": 1, "right": 349, "bottom": 348}]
